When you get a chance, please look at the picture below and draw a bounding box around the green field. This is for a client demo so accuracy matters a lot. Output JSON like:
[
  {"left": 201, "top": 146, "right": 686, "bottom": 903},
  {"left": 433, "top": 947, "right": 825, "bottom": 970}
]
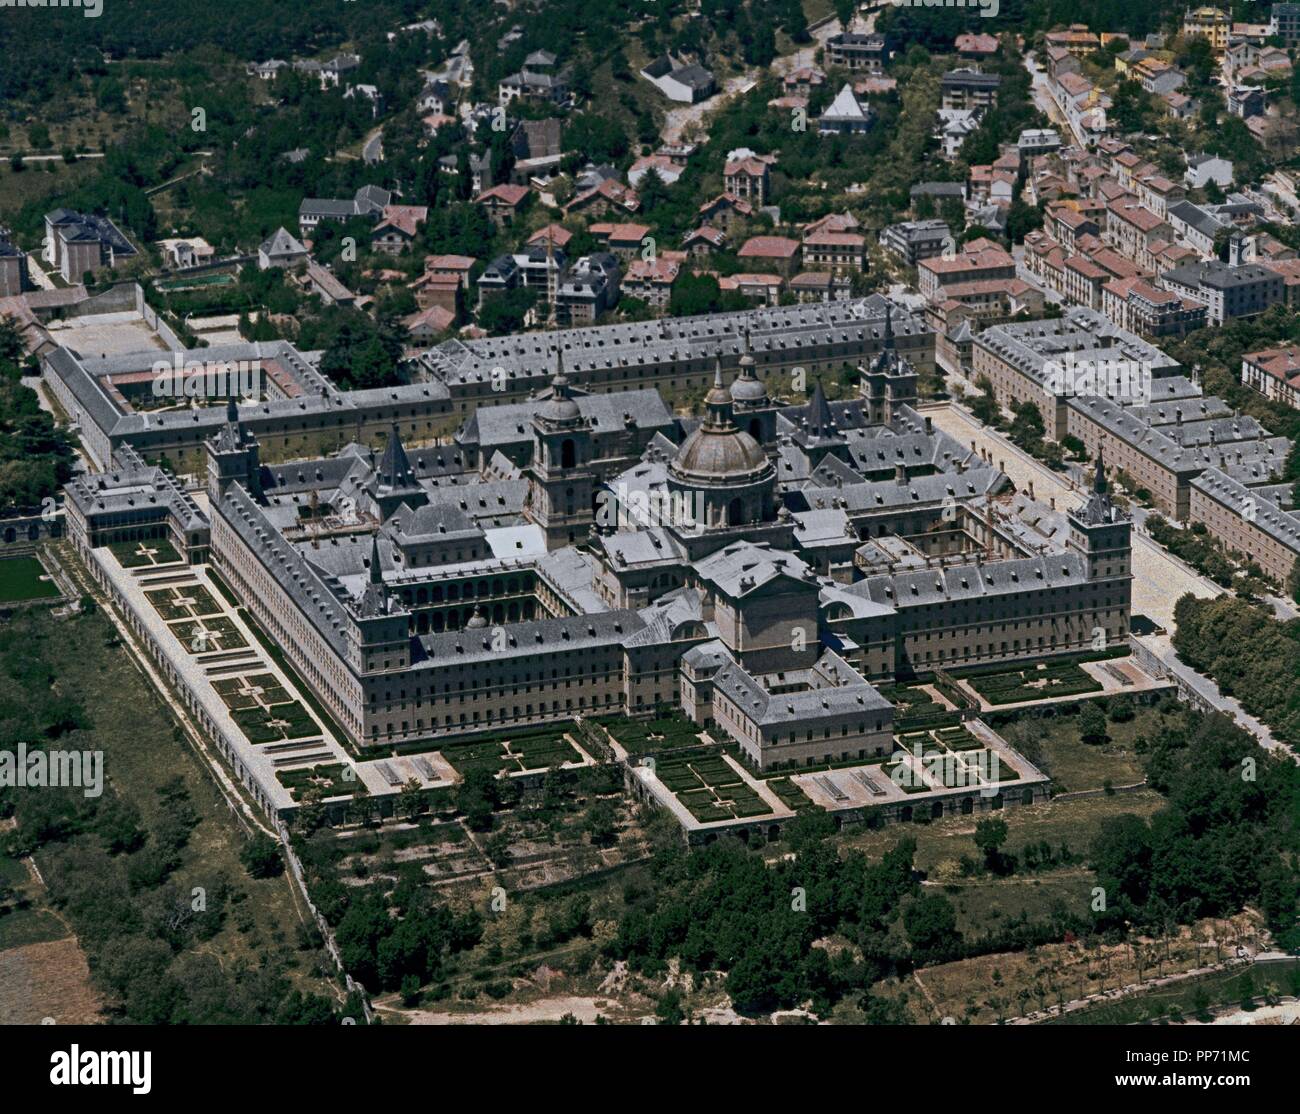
[{"left": 0, "top": 556, "right": 59, "bottom": 602}]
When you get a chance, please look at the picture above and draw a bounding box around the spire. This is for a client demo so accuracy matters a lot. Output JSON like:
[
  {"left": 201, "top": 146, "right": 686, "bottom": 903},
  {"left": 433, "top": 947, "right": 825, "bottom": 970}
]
[
  {"left": 807, "top": 380, "right": 834, "bottom": 439},
  {"left": 226, "top": 394, "right": 239, "bottom": 425},
  {"left": 368, "top": 533, "right": 383, "bottom": 584},
  {"left": 703, "top": 357, "right": 736, "bottom": 431},
  {"left": 376, "top": 423, "right": 415, "bottom": 490},
  {"left": 739, "top": 327, "right": 755, "bottom": 368},
  {"left": 552, "top": 346, "right": 570, "bottom": 395},
  {"left": 883, "top": 302, "right": 894, "bottom": 349},
  {"left": 1093, "top": 453, "right": 1106, "bottom": 494}
]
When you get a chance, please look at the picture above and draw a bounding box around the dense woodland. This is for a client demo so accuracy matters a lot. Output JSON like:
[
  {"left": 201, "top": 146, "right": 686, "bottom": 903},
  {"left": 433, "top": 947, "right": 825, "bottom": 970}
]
[{"left": 0, "top": 321, "right": 76, "bottom": 511}]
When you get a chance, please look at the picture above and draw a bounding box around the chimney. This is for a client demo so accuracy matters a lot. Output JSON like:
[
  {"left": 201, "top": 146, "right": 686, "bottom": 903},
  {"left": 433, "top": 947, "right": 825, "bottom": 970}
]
[
  {"left": 1050, "top": 497, "right": 1056, "bottom": 510},
  {"left": 1028, "top": 480, "right": 1035, "bottom": 500},
  {"left": 925, "top": 416, "right": 933, "bottom": 435}
]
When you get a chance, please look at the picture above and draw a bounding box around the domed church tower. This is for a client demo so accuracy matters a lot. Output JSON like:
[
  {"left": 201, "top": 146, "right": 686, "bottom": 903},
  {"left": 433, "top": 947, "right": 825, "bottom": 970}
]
[
  {"left": 667, "top": 360, "right": 776, "bottom": 537},
  {"left": 728, "top": 329, "right": 778, "bottom": 451},
  {"left": 525, "top": 350, "right": 595, "bottom": 548}
]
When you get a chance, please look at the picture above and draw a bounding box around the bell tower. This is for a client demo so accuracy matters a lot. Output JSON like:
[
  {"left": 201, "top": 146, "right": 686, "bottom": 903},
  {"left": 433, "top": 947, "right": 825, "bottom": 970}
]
[
  {"left": 206, "top": 395, "right": 262, "bottom": 504},
  {"left": 525, "top": 350, "right": 595, "bottom": 548}
]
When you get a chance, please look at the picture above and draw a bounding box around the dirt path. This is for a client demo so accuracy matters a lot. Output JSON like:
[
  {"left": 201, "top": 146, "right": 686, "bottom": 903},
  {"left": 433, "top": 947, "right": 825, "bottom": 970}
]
[{"left": 379, "top": 994, "right": 632, "bottom": 1025}]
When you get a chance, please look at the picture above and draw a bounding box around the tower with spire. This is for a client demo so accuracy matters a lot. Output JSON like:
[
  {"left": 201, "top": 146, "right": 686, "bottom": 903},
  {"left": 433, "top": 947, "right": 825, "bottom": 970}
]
[
  {"left": 792, "top": 379, "right": 850, "bottom": 467},
  {"left": 728, "top": 329, "right": 778, "bottom": 451},
  {"left": 1066, "top": 453, "right": 1132, "bottom": 646},
  {"left": 205, "top": 394, "right": 262, "bottom": 504},
  {"left": 363, "top": 423, "right": 428, "bottom": 520},
  {"left": 860, "top": 302, "right": 918, "bottom": 426},
  {"left": 525, "top": 348, "right": 595, "bottom": 548},
  {"left": 349, "top": 532, "right": 412, "bottom": 675}
]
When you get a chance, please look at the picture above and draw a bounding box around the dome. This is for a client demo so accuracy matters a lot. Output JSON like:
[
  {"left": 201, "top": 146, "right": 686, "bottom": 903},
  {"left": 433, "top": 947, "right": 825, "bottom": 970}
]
[
  {"left": 729, "top": 330, "right": 768, "bottom": 403},
  {"left": 730, "top": 372, "right": 768, "bottom": 403},
  {"left": 536, "top": 351, "right": 582, "bottom": 425},
  {"left": 671, "top": 425, "right": 768, "bottom": 480},
  {"left": 537, "top": 375, "right": 581, "bottom": 424}
]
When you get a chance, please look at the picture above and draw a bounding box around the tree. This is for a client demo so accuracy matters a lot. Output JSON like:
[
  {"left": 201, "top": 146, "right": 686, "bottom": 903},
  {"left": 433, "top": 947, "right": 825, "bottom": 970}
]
[
  {"left": 398, "top": 778, "right": 424, "bottom": 821},
  {"left": 973, "top": 817, "right": 1009, "bottom": 874},
  {"left": 968, "top": 375, "right": 1001, "bottom": 426},
  {"left": 1078, "top": 703, "right": 1109, "bottom": 746},
  {"left": 457, "top": 767, "right": 499, "bottom": 832},
  {"left": 903, "top": 893, "right": 960, "bottom": 956},
  {"left": 583, "top": 798, "right": 619, "bottom": 847},
  {"left": 1008, "top": 399, "right": 1046, "bottom": 450},
  {"left": 1089, "top": 813, "right": 1152, "bottom": 908},
  {"left": 656, "top": 987, "right": 686, "bottom": 1025},
  {"left": 477, "top": 287, "right": 538, "bottom": 336},
  {"left": 240, "top": 833, "right": 284, "bottom": 879},
  {"left": 400, "top": 973, "right": 422, "bottom": 1006},
  {"left": 1107, "top": 696, "right": 1135, "bottom": 723}
]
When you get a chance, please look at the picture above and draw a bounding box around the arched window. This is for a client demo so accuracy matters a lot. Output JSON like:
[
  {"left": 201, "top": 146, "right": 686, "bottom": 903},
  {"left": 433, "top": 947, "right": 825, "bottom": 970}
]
[
  {"left": 727, "top": 497, "right": 744, "bottom": 526},
  {"left": 560, "top": 439, "right": 576, "bottom": 469}
]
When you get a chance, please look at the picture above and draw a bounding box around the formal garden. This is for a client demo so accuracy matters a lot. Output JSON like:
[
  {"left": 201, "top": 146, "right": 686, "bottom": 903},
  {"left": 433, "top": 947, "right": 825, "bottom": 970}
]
[
  {"left": 399, "top": 726, "right": 585, "bottom": 778},
  {"left": 605, "top": 713, "right": 707, "bottom": 755},
  {"left": 276, "top": 762, "right": 367, "bottom": 803},
  {"left": 107, "top": 537, "right": 182, "bottom": 568},
  {"left": 963, "top": 660, "right": 1104, "bottom": 706},
  {"left": 212, "top": 673, "right": 319, "bottom": 742},
  {"left": 650, "top": 752, "right": 774, "bottom": 823},
  {"left": 145, "top": 582, "right": 222, "bottom": 621},
  {"left": 168, "top": 614, "right": 248, "bottom": 653}
]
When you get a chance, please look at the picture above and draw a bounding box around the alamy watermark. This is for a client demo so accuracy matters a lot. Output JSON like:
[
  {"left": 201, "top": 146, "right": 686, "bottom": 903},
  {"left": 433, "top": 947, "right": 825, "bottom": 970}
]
[
  {"left": 0, "top": 744, "right": 103, "bottom": 798},
  {"left": 151, "top": 355, "right": 261, "bottom": 401},
  {"left": 1, "top": 0, "right": 103, "bottom": 17},
  {"left": 888, "top": 0, "right": 1000, "bottom": 17},
  {"left": 595, "top": 485, "right": 709, "bottom": 535},
  {"left": 1042, "top": 352, "right": 1154, "bottom": 402}
]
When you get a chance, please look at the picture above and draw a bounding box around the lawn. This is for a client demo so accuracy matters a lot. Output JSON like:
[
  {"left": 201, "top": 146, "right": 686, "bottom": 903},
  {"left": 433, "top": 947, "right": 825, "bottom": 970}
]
[
  {"left": 839, "top": 789, "right": 1168, "bottom": 877},
  {"left": 0, "top": 556, "right": 59, "bottom": 602},
  {"left": 107, "top": 538, "right": 181, "bottom": 568},
  {"left": 994, "top": 707, "right": 1152, "bottom": 793}
]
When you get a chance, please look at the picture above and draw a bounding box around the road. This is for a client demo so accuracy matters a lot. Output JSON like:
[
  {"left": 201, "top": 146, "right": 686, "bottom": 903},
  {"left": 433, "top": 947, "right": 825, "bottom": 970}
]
[
  {"left": 20, "top": 250, "right": 57, "bottom": 291},
  {"left": 363, "top": 128, "right": 384, "bottom": 165},
  {"left": 1023, "top": 50, "right": 1082, "bottom": 147},
  {"left": 11, "top": 152, "right": 104, "bottom": 163}
]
